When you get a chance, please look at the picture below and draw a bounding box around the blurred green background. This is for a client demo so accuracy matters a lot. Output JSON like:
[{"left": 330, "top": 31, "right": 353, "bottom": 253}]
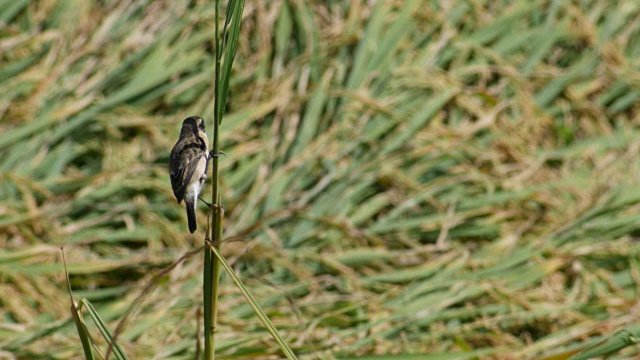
[{"left": 3, "top": 0, "right": 640, "bottom": 359}]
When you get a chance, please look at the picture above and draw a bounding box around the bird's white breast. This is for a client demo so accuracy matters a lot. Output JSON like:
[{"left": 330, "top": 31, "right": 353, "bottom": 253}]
[{"left": 184, "top": 155, "right": 208, "bottom": 203}]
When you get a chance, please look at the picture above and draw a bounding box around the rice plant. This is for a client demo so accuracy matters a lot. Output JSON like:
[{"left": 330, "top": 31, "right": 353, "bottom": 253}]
[{"left": 2, "top": 1, "right": 640, "bottom": 359}]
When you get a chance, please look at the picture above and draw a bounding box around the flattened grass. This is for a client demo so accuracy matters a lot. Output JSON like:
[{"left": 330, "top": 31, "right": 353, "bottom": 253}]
[{"left": 2, "top": 1, "right": 640, "bottom": 359}]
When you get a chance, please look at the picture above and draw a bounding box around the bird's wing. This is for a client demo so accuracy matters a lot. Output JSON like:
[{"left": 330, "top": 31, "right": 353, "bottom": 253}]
[{"left": 170, "top": 137, "right": 206, "bottom": 203}]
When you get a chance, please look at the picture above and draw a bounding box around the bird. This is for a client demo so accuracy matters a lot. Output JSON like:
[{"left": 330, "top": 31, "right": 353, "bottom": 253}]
[{"left": 169, "top": 116, "right": 209, "bottom": 233}]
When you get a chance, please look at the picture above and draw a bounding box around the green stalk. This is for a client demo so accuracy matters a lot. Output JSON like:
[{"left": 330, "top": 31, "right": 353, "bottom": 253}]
[
  {"left": 204, "top": 0, "right": 245, "bottom": 357},
  {"left": 204, "top": 0, "right": 222, "bottom": 358},
  {"left": 64, "top": 249, "right": 96, "bottom": 360},
  {"left": 71, "top": 301, "right": 96, "bottom": 360},
  {"left": 203, "top": 241, "right": 213, "bottom": 359}
]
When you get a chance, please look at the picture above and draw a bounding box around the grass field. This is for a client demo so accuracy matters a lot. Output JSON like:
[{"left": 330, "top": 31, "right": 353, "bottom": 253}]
[{"left": 2, "top": 0, "right": 640, "bottom": 359}]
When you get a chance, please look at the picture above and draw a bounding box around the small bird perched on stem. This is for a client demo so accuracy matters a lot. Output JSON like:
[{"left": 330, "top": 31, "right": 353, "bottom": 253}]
[{"left": 170, "top": 116, "right": 209, "bottom": 233}]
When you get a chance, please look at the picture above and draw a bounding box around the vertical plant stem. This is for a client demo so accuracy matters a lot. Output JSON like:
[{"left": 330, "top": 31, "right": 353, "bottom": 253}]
[
  {"left": 203, "top": 241, "right": 213, "bottom": 359},
  {"left": 204, "top": 0, "right": 223, "bottom": 359},
  {"left": 210, "top": 193, "right": 223, "bottom": 342},
  {"left": 63, "top": 249, "right": 96, "bottom": 360}
]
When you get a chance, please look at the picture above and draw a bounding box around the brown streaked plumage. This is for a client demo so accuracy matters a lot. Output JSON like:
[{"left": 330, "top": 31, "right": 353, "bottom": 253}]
[{"left": 170, "top": 116, "right": 209, "bottom": 233}]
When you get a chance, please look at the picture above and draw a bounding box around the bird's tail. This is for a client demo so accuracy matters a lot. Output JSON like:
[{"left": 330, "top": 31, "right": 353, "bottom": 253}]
[{"left": 186, "top": 200, "right": 197, "bottom": 233}]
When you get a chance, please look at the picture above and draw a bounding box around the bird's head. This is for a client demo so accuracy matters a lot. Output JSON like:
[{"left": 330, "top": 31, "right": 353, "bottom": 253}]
[{"left": 180, "top": 116, "right": 206, "bottom": 136}]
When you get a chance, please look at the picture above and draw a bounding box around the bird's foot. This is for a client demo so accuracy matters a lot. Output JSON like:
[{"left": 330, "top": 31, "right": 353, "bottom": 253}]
[
  {"left": 198, "top": 196, "right": 221, "bottom": 210},
  {"left": 208, "top": 150, "right": 226, "bottom": 159}
]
